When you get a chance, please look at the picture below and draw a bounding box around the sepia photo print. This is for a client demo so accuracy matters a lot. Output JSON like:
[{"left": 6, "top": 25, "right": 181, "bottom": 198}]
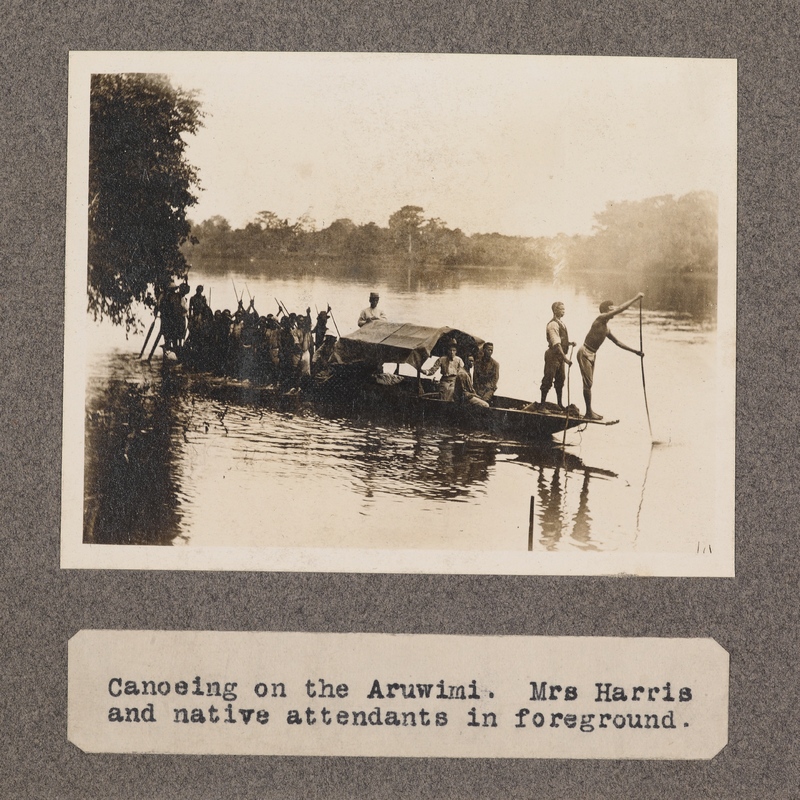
[{"left": 61, "top": 52, "right": 736, "bottom": 575}]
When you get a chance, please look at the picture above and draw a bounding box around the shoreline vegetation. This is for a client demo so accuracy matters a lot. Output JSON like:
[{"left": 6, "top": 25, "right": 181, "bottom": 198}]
[{"left": 183, "top": 193, "right": 719, "bottom": 320}]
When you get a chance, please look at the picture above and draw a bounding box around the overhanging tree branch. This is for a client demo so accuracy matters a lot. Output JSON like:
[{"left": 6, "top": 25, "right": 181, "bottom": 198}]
[{"left": 88, "top": 73, "right": 203, "bottom": 331}]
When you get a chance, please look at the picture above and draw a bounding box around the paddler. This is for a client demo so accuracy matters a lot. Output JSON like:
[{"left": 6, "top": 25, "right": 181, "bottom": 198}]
[
  {"left": 311, "top": 334, "right": 341, "bottom": 378},
  {"left": 189, "top": 284, "right": 208, "bottom": 321},
  {"left": 576, "top": 293, "right": 645, "bottom": 420},
  {"left": 311, "top": 307, "right": 330, "bottom": 348},
  {"left": 160, "top": 283, "right": 189, "bottom": 352}
]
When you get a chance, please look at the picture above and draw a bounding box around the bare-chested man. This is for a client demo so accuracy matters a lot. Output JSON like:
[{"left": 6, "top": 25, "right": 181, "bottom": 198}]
[{"left": 576, "top": 293, "right": 644, "bottom": 420}]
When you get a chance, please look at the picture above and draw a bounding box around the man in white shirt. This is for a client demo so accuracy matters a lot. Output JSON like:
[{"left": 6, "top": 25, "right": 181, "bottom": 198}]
[{"left": 357, "top": 292, "right": 387, "bottom": 327}]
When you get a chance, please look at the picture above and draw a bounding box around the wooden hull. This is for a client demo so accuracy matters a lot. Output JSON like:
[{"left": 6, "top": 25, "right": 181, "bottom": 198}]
[
  {"left": 173, "top": 361, "right": 613, "bottom": 442},
  {"left": 308, "top": 372, "right": 609, "bottom": 441}
]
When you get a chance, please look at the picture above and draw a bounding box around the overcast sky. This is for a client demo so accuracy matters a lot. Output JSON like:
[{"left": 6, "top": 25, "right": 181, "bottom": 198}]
[{"left": 85, "top": 52, "right": 736, "bottom": 238}]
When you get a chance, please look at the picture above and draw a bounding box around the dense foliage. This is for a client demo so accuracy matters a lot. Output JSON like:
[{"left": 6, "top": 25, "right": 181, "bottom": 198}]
[
  {"left": 185, "top": 192, "right": 717, "bottom": 287},
  {"left": 88, "top": 73, "right": 202, "bottom": 329},
  {"left": 186, "top": 205, "right": 552, "bottom": 272},
  {"left": 567, "top": 192, "right": 718, "bottom": 276}
]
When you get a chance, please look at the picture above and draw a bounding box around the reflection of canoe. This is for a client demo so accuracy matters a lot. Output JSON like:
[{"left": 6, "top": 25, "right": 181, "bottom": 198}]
[{"left": 316, "top": 321, "right": 618, "bottom": 441}]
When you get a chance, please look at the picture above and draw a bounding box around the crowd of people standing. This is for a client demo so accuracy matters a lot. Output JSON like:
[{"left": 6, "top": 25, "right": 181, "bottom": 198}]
[{"left": 157, "top": 282, "right": 338, "bottom": 385}]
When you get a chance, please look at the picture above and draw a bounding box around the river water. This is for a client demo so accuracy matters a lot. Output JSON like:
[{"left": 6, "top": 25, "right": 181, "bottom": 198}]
[{"left": 83, "top": 262, "right": 725, "bottom": 559}]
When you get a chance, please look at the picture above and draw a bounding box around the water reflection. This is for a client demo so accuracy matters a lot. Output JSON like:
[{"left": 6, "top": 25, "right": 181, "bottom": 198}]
[
  {"left": 568, "top": 269, "right": 716, "bottom": 323},
  {"left": 194, "top": 255, "right": 536, "bottom": 296},
  {"left": 195, "top": 255, "right": 717, "bottom": 323},
  {"left": 399, "top": 433, "right": 497, "bottom": 500},
  {"left": 84, "top": 372, "right": 183, "bottom": 545},
  {"left": 84, "top": 354, "right": 620, "bottom": 549},
  {"left": 536, "top": 467, "right": 598, "bottom": 552}
]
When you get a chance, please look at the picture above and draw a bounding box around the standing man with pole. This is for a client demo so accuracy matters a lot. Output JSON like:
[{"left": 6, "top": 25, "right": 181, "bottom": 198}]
[
  {"left": 576, "top": 293, "right": 644, "bottom": 420},
  {"left": 540, "top": 301, "right": 575, "bottom": 409}
]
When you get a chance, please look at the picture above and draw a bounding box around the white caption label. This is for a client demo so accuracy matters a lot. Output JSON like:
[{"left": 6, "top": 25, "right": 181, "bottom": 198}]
[{"left": 68, "top": 631, "right": 728, "bottom": 759}]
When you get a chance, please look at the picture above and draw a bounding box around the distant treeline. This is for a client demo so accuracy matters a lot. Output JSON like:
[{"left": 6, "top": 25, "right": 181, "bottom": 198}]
[
  {"left": 186, "top": 205, "right": 552, "bottom": 272},
  {"left": 184, "top": 192, "right": 718, "bottom": 278},
  {"left": 563, "top": 191, "right": 718, "bottom": 276}
]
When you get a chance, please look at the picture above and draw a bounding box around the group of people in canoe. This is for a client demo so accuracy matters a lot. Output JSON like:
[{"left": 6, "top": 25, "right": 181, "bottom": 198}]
[
  {"left": 353, "top": 291, "right": 501, "bottom": 408},
  {"left": 153, "top": 281, "right": 644, "bottom": 419},
  {"left": 356, "top": 289, "right": 645, "bottom": 419},
  {"left": 356, "top": 291, "right": 498, "bottom": 407},
  {"left": 155, "top": 282, "right": 341, "bottom": 385}
]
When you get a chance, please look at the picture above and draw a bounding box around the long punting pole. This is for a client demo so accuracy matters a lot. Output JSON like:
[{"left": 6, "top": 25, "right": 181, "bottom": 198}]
[
  {"left": 561, "top": 343, "right": 575, "bottom": 448},
  {"left": 639, "top": 298, "right": 654, "bottom": 439},
  {"left": 147, "top": 328, "right": 162, "bottom": 362},
  {"left": 139, "top": 309, "right": 158, "bottom": 359},
  {"left": 328, "top": 308, "right": 341, "bottom": 338}
]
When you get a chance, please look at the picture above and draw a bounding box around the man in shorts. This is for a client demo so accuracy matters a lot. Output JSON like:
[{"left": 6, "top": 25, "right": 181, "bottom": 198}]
[
  {"left": 540, "top": 302, "right": 574, "bottom": 408},
  {"left": 577, "top": 293, "right": 644, "bottom": 420}
]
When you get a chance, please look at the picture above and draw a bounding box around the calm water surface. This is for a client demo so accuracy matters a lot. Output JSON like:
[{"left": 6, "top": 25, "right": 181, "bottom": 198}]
[{"left": 84, "top": 266, "right": 719, "bottom": 555}]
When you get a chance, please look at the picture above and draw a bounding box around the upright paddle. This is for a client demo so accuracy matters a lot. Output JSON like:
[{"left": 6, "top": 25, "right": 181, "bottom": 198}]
[
  {"left": 639, "top": 298, "right": 653, "bottom": 439},
  {"left": 147, "top": 327, "right": 162, "bottom": 362}
]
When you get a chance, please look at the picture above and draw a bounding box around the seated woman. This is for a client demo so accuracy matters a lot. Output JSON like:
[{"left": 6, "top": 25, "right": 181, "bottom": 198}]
[
  {"left": 454, "top": 367, "right": 490, "bottom": 408},
  {"left": 472, "top": 342, "right": 499, "bottom": 403}
]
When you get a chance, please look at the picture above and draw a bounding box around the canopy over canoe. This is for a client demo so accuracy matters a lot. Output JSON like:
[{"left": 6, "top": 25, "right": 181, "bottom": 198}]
[{"left": 336, "top": 321, "right": 484, "bottom": 370}]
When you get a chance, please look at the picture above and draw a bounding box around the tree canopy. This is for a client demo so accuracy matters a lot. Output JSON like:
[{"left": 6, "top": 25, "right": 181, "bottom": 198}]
[
  {"left": 88, "top": 73, "right": 203, "bottom": 329},
  {"left": 182, "top": 191, "right": 717, "bottom": 312},
  {"left": 388, "top": 205, "right": 425, "bottom": 255},
  {"left": 185, "top": 205, "right": 551, "bottom": 273},
  {"left": 567, "top": 191, "right": 718, "bottom": 275}
]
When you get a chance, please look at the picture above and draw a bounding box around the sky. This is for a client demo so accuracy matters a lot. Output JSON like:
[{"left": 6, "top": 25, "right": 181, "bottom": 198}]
[{"left": 86, "top": 52, "right": 736, "bottom": 238}]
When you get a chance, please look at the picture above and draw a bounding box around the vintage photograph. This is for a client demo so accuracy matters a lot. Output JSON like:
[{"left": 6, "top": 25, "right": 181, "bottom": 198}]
[{"left": 61, "top": 52, "right": 736, "bottom": 575}]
